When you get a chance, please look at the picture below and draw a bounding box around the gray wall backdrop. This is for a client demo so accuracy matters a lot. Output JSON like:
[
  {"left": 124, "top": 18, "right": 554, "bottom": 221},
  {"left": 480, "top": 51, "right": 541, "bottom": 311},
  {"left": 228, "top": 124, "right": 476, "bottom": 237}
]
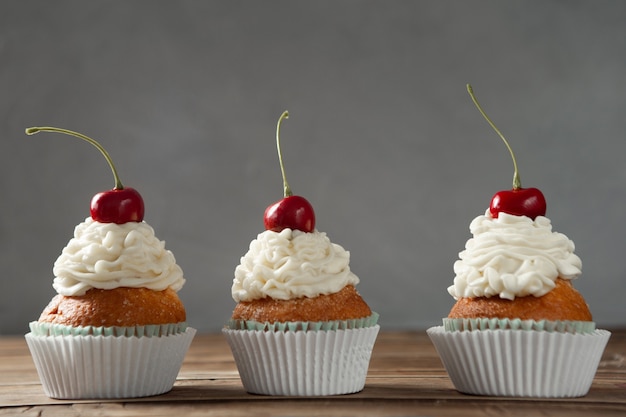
[{"left": 1, "top": 1, "right": 625, "bottom": 335}]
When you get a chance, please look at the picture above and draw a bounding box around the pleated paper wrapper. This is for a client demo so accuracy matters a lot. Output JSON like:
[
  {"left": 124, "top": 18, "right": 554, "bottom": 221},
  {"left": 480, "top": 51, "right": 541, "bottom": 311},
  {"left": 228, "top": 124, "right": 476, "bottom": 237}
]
[
  {"left": 442, "top": 317, "right": 596, "bottom": 334},
  {"left": 25, "top": 326, "right": 196, "bottom": 399},
  {"left": 223, "top": 324, "right": 380, "bottom": 396},
  {"left": 427, "top": 326, "right": 610, "bottom": 397}
]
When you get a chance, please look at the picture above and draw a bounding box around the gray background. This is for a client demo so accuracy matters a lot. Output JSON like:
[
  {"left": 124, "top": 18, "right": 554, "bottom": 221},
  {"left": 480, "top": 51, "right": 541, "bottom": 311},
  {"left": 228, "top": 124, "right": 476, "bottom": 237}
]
[{"left": 1, "top": 1, "right": 625, "bottom": 335}]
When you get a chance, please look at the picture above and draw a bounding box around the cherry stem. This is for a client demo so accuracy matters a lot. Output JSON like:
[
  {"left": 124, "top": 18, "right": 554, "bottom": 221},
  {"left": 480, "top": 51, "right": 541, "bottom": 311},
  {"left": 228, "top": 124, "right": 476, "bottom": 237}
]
[
  {"left": 466, "top": 84, "right": 522, "bottom": 190},
  {"left": 25, "top": 126, "right": 124, "bottom": 190},
  {"left": 275, "top": 111, "right": 292, "bottom": 197}
]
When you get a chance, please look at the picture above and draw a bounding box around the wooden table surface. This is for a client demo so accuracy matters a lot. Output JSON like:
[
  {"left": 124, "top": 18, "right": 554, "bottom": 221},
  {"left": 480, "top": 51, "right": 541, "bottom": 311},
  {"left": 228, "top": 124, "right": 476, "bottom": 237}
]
[{"left": 1, "top": 330, "right": 625, "bottom": 416}]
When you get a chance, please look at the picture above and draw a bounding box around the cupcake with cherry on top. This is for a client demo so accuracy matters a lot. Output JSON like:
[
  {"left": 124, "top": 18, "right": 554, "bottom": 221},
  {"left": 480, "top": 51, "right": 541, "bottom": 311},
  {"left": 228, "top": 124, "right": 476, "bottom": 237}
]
[
  {"left": 223, "top": 111, "right": 379, "bottom": 396},
  {"left": 24, "top": 127, "right": 195, "bottom": 400},
  {"left": 427, "top": 85, "right": 610, "bottom": 398}
]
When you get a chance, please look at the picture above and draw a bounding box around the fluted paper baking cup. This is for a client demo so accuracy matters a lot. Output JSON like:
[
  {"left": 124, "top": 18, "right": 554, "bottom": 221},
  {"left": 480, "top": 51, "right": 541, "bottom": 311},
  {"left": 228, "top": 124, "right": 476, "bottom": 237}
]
[
  {"left": 226, "top": 312, "right": 379, "bottom": 332},
  {"left": 427, "top": 326, "right": 610, "bottom": 397},
  {"left": 442, "top": 318, "right": 596, "bottom": 334},
  {"left": 25, "top": 327, "right": 196, "bottom": 399},
  {"left": 223, "top": 325, "right": 380, "bottom": 396},
  {"left": 29, "top": 321, "right": 188, "bottom": 337}
]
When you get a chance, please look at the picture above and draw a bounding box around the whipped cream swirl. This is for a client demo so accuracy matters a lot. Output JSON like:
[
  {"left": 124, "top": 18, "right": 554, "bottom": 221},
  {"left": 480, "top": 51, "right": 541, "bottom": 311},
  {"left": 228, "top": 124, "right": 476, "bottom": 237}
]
[
  {"left": 232, "top": 228, "right": 359, "bottom": 302},
  {"left": 53, "top": 217, "right": 185, "bottom": 296},
  {"left": 448, "top": 210, "right": 582, "bottom": 300}
]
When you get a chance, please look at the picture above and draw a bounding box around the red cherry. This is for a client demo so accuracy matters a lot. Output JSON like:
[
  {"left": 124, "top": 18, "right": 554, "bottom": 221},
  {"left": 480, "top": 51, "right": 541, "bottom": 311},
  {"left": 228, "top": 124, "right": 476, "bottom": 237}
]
[
  {"left": 467, "top": 84, "right": 548, "bottom": 220},
  {"left": 489, "top": 187, "right": 546, "bottom": 219},
  {"left": 26, "top": 127, "right": 145, "bottom": 224},
  {"left": 91, "top": 187, "right": 145, "bottom": 223},
  {"left": 264, "top": 195, "right": 315, "bottom": 232},
  {"left": 263, "top": 111, "right": 316, "bottom": 232}
]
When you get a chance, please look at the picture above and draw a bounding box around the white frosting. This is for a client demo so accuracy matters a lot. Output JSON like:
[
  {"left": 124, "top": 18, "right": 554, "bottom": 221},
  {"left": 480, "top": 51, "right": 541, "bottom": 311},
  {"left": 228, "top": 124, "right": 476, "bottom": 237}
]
[
  {"left": 53, "top": 217, "right": 185, "bottom": 296},
  {"left": 448, "top": 210, "right": 582, "bottom": 300},
  {"left": 232, "top": 228, "right": 359, "bottom": 302}
]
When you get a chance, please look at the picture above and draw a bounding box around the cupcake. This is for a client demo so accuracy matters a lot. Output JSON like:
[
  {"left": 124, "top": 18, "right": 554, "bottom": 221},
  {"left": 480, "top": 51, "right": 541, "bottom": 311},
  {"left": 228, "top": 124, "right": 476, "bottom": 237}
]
[
  {"left": 24, "top": 127, "right": 196, "bottom": 399},
  {"left": 427, "top": 86, "right": 610, "bottom": 398},
  {"left": 222, "top": 112, "right": 379, "bottom": 396}
]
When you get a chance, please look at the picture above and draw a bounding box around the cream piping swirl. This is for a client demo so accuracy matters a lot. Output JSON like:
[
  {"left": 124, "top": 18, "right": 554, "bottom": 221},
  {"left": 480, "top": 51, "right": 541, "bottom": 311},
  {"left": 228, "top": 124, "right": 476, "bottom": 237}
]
[
  {"left": 232, "top": 228, "right": 359, "bottom": 302},
  {"left": 448, "top": 210, "right": 582, "bottom": 300},
  {"left": 53, "top": 217, "right": 185, "bottom": 296}
]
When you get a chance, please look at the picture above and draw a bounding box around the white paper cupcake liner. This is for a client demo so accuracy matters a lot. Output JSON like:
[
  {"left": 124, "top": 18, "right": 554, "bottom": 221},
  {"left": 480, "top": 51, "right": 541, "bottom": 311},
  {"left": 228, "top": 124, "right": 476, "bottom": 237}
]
[
  {"left": 443, "top": 318, "right": 596, "bottom": 333},
  {"left": 226, "top": 312, "right": 379, "bottom": 332},
  {"left": 223, "top": 325, "right": 380, "bottom": 396},
  {"left": 29, "top": 321, "right": 188, "bottom": 337},
  {"left": 427, "top": 326, "right": 610, "bottom": 398},
  {"left": 25, "top": 327, "right": 196, "bottom": 399}
]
